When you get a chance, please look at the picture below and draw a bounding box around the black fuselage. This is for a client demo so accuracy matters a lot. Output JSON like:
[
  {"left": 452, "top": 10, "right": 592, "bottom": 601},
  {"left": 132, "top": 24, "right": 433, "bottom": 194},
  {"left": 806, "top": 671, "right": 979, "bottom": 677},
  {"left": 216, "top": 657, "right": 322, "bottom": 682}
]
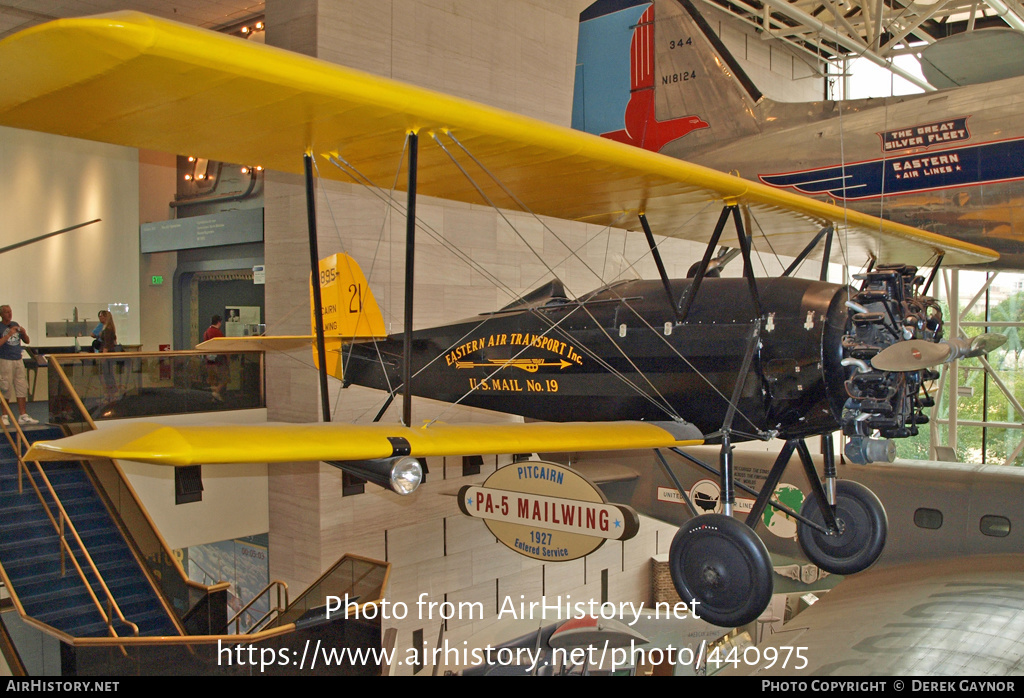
[{"left": 344, "top": 276, "right": 852, "bottom": 440}]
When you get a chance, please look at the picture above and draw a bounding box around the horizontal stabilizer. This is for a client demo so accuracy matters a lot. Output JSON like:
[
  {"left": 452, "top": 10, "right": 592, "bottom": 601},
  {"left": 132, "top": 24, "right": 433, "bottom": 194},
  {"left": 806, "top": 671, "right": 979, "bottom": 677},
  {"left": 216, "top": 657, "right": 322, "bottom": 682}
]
[
  {"left": 195, "top": 334, "right": 384, "bottom": 352},
  {"left": 196, "top": 336, "right": 315, "bottom": 352},
  {"left": 24, "top": 420, "right": 703, "bottom": 466}
]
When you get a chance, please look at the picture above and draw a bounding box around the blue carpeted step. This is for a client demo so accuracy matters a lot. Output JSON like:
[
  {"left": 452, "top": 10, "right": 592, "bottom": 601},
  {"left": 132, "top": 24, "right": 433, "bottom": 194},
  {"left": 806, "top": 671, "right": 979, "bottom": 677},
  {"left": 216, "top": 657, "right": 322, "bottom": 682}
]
[{"left": 0, "top": 430, "right": 181, "bottom": 638}]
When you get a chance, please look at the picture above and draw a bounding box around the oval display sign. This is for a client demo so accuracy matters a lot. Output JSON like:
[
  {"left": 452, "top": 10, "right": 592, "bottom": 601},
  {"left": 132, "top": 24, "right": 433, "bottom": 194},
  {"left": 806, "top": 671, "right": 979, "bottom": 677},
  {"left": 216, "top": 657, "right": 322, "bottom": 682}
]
[{"left": 458, "top": 461, "right": 639, "bottom": 562}]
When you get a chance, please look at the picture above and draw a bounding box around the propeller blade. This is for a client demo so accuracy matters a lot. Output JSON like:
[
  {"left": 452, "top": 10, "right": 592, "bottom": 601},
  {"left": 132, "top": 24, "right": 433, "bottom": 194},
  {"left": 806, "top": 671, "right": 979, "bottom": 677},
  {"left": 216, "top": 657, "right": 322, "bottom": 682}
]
[
  {"left": 871, "top": 333, "right": 1009, "bottom": 372},
  {"left": 967, "top": 332, "right": 1008, "bottom": 358},
  {"left": 870, "top": 339, "right": 951, "bottom": 372}
]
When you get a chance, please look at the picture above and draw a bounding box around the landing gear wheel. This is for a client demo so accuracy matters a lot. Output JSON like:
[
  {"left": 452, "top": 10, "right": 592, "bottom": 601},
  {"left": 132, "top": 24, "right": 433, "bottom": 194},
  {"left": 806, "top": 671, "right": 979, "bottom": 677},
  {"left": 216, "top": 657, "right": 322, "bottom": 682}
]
[
  {"left": 668, "top": 514, "right": 774, "bottom": 628},
  {"left": 798, "top": 480, "right": 887, "bottom": 575}
]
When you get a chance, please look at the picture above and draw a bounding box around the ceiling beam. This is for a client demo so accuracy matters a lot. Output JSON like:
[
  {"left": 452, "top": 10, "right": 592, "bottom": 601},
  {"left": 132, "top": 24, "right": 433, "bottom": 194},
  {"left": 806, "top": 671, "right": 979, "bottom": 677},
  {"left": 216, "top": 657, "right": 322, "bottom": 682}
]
[
  {"left": 758, "top": 0, "right": 937, "bottom": 89},
  {"left": 695, "top": 0, "right": 835, "bottom": 67},
  {"left": 879, "top": 0, "right": 952, "bottom": 54},
  {"left": 985, "top": 0, "right": 1024, "bottom": 29},
  {"left": 824, "top": 0, "right": 871, "bottom": 43}
]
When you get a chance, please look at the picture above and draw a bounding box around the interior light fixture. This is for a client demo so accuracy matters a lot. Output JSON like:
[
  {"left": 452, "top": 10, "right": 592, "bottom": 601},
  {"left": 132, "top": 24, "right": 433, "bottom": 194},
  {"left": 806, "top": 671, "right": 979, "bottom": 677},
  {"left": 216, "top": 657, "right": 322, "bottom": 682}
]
[{"left": 183, "top": 156, "right": 212, "bottom": 184}]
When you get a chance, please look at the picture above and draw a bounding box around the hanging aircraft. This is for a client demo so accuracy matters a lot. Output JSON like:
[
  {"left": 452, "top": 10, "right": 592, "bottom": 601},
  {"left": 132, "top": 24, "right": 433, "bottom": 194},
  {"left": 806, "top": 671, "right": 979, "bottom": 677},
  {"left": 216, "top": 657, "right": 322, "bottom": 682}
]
[
  {"left": 572, "top": 0, "right": 1024, "bottom": 270},
  {"left": 0, "top": 12, "right": 1002, "bottom": 628}
]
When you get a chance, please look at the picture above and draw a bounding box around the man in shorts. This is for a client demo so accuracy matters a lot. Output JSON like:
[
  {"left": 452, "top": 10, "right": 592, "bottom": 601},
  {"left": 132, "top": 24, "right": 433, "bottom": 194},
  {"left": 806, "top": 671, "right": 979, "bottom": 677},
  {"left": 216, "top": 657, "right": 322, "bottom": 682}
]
[{"left": 0, "top": 305, "right": 38, "bottom": 426}]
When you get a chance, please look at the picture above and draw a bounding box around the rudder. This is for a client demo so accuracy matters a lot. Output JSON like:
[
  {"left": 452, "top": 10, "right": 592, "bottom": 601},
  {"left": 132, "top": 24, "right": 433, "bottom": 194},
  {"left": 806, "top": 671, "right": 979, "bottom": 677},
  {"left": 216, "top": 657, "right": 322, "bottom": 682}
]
[
  {"left": 311, "top": 253, "right": 386, "bottom": 381},
  {"left": 573, "top": 0, "right": 765, "bottom": 156}
]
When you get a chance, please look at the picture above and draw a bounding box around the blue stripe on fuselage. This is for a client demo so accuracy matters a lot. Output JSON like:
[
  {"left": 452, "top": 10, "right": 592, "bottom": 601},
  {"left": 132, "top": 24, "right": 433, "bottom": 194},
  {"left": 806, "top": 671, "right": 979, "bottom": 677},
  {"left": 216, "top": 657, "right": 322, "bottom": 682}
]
[{"left": 760, "top": 139, "right": 1024, "bottom": 200}]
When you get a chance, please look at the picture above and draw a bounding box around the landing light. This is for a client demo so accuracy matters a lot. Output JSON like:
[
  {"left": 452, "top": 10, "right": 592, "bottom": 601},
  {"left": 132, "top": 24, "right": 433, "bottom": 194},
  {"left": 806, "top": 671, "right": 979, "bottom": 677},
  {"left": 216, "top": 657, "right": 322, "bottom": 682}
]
[
  {"left": 389, "top": 456, "right": 423, "bottom": 495},
  {"left": 327, "top": 456, "right": 423, "bottom": 495}
]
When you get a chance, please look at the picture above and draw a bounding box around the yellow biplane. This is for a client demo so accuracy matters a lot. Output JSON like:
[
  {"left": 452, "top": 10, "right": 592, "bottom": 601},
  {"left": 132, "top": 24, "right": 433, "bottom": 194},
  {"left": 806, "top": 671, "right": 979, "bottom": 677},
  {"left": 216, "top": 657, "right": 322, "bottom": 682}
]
[{"left": 0, "top": 12, "right": 999, "bottom": 627}]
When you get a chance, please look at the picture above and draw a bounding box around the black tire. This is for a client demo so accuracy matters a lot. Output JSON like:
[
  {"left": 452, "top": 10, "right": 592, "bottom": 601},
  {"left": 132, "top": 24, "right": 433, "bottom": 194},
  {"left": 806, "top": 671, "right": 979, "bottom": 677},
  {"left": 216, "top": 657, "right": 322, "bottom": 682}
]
[
  {"left": 668, "top": 514, "right": 774, "bottom": 628},
  {"left": 798, "top": 480, "right": 887, "bottom": 575}
]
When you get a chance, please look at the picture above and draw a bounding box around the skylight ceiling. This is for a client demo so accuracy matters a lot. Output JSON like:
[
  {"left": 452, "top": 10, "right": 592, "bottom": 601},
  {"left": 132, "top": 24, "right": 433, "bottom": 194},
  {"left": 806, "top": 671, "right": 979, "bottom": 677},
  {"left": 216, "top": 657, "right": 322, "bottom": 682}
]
[{"left": 695, "top": 0, "right": 1024, "bottom": 90}]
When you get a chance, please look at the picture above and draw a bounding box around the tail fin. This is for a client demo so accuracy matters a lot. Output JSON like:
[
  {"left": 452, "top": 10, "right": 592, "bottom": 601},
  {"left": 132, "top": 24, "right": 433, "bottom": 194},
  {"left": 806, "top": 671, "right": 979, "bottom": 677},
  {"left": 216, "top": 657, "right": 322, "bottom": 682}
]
[
  {"left": 572, "top": 0, "right": 763, "bottom": 155},
  {"left": 312, "top": 253, "right": 386, "bottom": 381}
]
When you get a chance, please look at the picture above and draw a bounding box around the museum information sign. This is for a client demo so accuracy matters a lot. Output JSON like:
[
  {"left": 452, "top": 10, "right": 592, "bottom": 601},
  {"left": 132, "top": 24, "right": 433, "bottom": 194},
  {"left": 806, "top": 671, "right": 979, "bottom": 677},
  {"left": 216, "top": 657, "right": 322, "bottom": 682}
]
[{"left": 459, "top": 461, "right": 639, "bottom": 562}]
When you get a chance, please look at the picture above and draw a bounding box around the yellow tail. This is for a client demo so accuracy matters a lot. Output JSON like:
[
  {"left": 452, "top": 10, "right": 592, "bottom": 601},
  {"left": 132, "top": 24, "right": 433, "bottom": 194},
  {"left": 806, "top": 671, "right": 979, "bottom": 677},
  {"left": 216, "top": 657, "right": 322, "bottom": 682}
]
[{"left": 311, "top": 253, "right": 386, "bottom": 381}]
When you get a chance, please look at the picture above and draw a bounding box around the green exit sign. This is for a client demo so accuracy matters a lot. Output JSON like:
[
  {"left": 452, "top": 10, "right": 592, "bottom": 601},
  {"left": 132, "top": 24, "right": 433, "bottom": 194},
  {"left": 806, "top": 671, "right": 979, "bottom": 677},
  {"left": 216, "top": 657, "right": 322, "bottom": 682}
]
[{"left": 151, "top": 275, "right": 164, "bottom": 286}]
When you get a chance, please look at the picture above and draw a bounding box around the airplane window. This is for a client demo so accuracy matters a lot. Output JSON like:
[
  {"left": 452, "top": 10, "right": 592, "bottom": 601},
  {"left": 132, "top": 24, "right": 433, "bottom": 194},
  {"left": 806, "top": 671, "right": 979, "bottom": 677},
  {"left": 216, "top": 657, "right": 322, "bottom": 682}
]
[
  {"left": 913, "top": 508, "right": 942, "bottom": 529},
  {"left": 980, "top": 515, "right": 1011, "bottom": 538}
]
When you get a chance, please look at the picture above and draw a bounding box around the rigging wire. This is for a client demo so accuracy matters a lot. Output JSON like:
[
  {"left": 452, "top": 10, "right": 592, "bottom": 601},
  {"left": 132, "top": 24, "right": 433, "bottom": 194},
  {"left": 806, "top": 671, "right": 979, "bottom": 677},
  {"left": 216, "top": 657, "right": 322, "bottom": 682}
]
[
  {"left": 430, "top": 133, "right": 684, "bottom": 420},
  {"left": 318, "top": 141, "right": 411, "bottom": 385},
  {"left": 440, "top": 133, "right": 762, "bottom": 431},
  {"left": 326, "top": 148, "right": 687, "bottom": 423}
]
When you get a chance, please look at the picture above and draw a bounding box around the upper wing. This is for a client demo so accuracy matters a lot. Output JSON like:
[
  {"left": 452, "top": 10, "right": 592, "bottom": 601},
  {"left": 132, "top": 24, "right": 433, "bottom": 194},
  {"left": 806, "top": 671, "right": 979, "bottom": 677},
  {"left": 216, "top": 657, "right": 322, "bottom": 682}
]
[
  {"left": 0, "top": 12, "right": 997, "bottom": 267},
  {"left": 23, "top": 420, "right": 702, "bottom": 466}
]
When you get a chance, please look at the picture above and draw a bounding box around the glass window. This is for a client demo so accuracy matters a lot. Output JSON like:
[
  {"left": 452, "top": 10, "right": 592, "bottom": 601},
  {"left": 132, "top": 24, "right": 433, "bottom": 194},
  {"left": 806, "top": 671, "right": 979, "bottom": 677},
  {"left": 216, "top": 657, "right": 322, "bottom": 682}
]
[
  {"left": 980, "top": 515, "right": 1011, "bottom": 538},
  {"left": 913, "top": 508, "right": 943, "bottom": 529}
]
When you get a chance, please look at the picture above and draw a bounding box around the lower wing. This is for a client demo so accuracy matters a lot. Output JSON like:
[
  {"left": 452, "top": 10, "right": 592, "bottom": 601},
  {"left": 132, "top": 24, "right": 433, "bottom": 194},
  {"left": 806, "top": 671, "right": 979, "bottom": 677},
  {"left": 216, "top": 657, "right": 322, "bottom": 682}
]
[{"left": 24, "top": 420, "right": 703, "bottom": 466}]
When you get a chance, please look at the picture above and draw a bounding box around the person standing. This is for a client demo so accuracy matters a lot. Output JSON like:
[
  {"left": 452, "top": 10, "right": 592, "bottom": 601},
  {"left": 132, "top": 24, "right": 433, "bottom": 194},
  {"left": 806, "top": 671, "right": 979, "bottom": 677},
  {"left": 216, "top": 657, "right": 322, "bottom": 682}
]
[
  {"left": 0, "top": 305, "right": 38, "bottom": 426},
  {"left": 203, "top": 315, "right": 227, "bottom": 401},
  {"left": 203, "top": 314, "right": 224, "bottom": 344},
  {"left": 97, "top": 311, "right": 120, "bottom": 402},
  {"left": 98, "top": 311, "right": 118, "bottom": 353},
  {"left": 89, "top": 309, "right": 108, "bottom": 352}
]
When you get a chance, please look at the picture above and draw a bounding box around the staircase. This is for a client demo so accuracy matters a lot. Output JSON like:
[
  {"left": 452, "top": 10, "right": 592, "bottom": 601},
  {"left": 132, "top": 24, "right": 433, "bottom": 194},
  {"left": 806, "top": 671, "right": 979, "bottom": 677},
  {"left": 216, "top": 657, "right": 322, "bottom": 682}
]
[{"left": 0, "top": 426, "right": 179, "bottom": 638}]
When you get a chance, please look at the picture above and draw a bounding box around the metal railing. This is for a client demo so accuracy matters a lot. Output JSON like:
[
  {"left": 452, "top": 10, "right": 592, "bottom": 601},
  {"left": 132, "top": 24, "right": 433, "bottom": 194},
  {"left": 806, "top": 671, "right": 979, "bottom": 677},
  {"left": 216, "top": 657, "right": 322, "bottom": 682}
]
[
  {"left": 43, "top": 357, "right": 220, "bottom": 625},
  {"left": 0, "top": 394, "right": 139, "bottom": 645},
  {"left": 227, "top": 580, "right": 289, "bottom": 634},
  {"left": 271, "top": 555, "right": 391, "bottom": 629},
  {"left": 46, "top": 349, "right": 264, "bottom": 424},
  {"left": 0, "top": 351, "right": 390, "bottom": 674},
  {"left": 0, "top": 552, "right": 389, "bottom": 676}
]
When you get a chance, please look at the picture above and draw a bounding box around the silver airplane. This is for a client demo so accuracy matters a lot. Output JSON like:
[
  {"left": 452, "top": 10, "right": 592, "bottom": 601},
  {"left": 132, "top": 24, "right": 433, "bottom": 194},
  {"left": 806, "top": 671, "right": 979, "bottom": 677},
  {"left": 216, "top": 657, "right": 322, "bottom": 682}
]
[
  {"left": 725, "top": 556, "right": 1024, "bottom": 676},
  {"left": 573, "top": 0, "right": 1024, "bottom": 270}
]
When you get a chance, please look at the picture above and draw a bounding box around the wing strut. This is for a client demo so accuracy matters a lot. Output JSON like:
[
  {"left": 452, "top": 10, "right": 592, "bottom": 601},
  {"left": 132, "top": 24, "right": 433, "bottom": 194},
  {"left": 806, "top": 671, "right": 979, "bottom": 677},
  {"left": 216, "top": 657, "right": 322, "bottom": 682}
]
[
  {"left": 638, "top": 213, "right": 680, "bottom": 322},
  {"left": 402, "top": 133, "right": 419, "bottom": 427},
  {"left": 306, "top": 154, "right": 365, "bottom": 495},
  {"left": 731, "top": 206, "right": 763, "bottom": 319},
  {"left": 819, "top": 226, "right": 834, "bottom": 282},
  {"left": 922, "top": 253, "right": 944, "bottom": 296},
  {"left": 715, "top": 322, "right": 761, "bottom": 515},
  {"left": 304, "top": 153, "right": 332, "bottom": 424},
  {"left": 678, "top": 206, "right": 730, "bottom": 323},
  {"left": 678, "top": 204, "right": 762, "bottom": 323},
  {"left": 782, "top": 225, "right": 834, "bottom": 278}
]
